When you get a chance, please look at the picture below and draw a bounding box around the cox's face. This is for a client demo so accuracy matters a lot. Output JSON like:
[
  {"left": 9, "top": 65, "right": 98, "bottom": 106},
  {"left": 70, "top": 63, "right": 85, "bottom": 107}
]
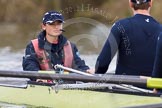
[{"left": 42, "top": 20, "right": 63, "bottom": 37}]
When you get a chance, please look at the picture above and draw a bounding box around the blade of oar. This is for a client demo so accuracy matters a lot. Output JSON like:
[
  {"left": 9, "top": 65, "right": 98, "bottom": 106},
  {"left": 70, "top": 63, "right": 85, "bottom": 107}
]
[
  {"left": 0, "top": 70, "right": 162, "bottom": 89},
  {"left": 54, "top": 64, "right": 93, "bottom": 76}
]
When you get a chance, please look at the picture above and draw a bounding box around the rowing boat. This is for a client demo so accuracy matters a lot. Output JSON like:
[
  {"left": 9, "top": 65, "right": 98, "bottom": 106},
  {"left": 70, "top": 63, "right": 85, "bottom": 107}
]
[
  {"left": 0, "top": 84, "right": 162, "bottom": 108},
  {"left": 0, "top": 70, "right": 162, "bottom": 108},
  {"left": 0, "top": 78, "right": 161, "bottom": 108}
]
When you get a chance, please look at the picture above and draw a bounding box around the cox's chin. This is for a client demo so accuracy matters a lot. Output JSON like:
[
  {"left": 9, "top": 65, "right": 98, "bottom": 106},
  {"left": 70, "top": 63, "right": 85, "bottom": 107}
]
[{"left": 52, "top": 33, "right": 61, "bottom": 36}]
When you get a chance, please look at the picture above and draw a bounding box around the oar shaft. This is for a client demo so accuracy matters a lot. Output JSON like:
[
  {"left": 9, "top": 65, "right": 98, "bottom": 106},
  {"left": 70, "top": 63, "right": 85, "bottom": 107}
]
[{"left": 0, "top": 70, "right": 146, "bottom": 87}]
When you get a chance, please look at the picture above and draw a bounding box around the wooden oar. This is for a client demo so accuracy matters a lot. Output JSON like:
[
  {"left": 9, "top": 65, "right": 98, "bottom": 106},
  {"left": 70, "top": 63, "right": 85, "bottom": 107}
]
[{"left": 0, "top": 70, "right": 161, "bottom": 89}]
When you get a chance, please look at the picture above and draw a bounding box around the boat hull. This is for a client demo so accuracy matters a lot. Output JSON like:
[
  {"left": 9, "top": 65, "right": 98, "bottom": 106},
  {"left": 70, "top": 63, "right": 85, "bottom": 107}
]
[{"left": 0, "top": 85, "right": 162, "bottom": 108}]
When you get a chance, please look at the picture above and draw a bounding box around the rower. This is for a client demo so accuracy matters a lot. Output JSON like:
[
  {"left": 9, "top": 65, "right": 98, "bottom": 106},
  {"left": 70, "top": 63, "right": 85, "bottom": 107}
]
[{"left": 95, "top": 0, "right": 162, "bottom": 77}]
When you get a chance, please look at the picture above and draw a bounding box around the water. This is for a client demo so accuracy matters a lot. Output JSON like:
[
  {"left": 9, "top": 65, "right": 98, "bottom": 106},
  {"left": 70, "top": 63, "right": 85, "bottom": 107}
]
[{"left": 0, "top": 47, "right": 23, "bottom": 70}]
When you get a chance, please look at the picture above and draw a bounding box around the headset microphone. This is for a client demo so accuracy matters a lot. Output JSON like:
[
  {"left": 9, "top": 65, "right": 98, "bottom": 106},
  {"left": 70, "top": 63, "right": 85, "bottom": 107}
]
[{"left": 60, "top": 29, "right": 65, "bottom": 32}]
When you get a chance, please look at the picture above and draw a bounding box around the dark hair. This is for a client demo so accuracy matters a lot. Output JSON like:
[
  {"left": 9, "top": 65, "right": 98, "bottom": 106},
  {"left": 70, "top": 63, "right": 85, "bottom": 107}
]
[{"left": 132, "top": 2, "right": 150, "bottom": 10}]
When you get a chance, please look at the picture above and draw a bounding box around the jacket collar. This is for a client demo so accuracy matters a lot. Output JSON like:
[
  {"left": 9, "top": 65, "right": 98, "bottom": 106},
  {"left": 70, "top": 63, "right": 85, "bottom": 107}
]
[{"left": 37, "top": 30, "right": 67, "bottom": 51}]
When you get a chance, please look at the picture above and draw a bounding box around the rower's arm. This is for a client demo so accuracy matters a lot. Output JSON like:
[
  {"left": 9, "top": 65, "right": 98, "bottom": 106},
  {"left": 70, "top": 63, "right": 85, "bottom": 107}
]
[
  {"left": 95, "top": 22, "right": 121, "bottom": 74},
  {"left": 152, "top": 33, "right": 162, "bottom": 78}
]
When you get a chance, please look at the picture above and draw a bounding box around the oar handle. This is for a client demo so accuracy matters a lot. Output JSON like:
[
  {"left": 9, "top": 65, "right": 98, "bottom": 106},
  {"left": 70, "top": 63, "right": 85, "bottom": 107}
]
[{"left": 147, "top": 78, "right": 162, "bottom": 89}]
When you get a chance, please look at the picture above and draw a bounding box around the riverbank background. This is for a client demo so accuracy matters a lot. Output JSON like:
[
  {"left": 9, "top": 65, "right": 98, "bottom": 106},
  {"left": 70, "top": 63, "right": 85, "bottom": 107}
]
[{"left": 0, "top": 0, "right": 161, "bottom": 70}]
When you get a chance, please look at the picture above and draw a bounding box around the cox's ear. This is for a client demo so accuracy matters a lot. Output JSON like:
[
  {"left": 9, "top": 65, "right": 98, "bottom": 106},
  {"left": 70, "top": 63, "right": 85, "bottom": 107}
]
[
  {"left": 149, "top": 0, "right": 153, "bottom": 7},
  {"left": 129, "top": 0, "right": 133, "bottom": 8},
  {"left": 41, "top": 23, "right": 46, "bottom": 30}
]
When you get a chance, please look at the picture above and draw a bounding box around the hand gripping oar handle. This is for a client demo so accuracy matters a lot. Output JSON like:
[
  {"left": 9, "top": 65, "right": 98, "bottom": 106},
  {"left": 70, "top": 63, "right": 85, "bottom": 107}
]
[{"left": 54, "top": 64, "right": 94, "bottom": 76}]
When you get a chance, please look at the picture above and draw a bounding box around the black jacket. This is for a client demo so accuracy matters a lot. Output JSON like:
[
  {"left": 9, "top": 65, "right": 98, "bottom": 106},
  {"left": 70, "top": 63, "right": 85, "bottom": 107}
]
[
  {"left": 22, "top": 31, "right": 89, "bottom": 72},
  {"left": 95, "top": 14, "right": 162, "bottom": 76}
]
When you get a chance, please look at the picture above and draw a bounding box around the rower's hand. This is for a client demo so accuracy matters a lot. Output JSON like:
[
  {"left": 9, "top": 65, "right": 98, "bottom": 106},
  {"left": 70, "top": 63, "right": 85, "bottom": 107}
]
[
  {"left": 86, "top": 68, "right": 95, "bottom": 74},
  {"left": 36, "top": 79, "right": 53, "bottom": 83},
  {"left": 36, "top": 79, "right": 48, "bottom": 83},
  {"left": 153, "top": 88, "right": 158, "bottom": 94},
  {"left": 140, "top": 76, "right": 158, "bottom": 93}
]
